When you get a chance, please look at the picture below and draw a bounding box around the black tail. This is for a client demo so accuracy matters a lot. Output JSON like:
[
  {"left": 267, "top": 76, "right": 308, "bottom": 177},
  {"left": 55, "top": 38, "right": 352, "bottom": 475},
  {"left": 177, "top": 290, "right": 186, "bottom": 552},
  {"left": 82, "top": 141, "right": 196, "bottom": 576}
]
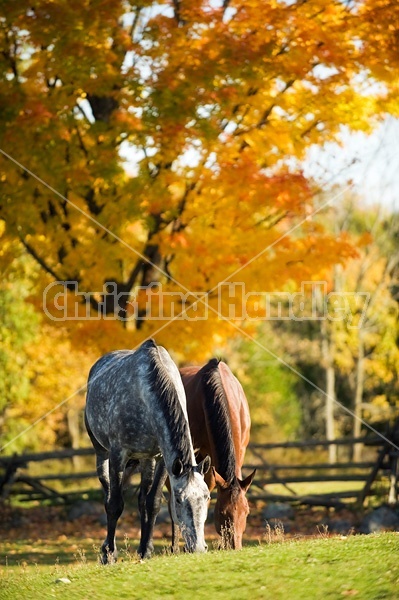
[{"left": 200, "top": 359, "right": 236, "bottom": 483}]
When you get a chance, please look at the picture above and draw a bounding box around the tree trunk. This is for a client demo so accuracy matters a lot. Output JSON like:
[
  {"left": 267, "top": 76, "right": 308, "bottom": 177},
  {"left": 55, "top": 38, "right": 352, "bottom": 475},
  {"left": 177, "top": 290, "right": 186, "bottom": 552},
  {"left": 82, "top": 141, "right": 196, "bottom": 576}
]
[
  {"left": 67, "top": 405, "right": 82, "bottom": 471},
  {"left": 353, "top": 329, "right": 365, "bottom": 462},
  {"left": 325, "top": 362, "right": 337, "bottom": 464},
  {"left": 321, "top": 319, "right": 337, "bottom": 464},
  {"left": 136, "top": 243, "right": 164, "bottom": 328}
]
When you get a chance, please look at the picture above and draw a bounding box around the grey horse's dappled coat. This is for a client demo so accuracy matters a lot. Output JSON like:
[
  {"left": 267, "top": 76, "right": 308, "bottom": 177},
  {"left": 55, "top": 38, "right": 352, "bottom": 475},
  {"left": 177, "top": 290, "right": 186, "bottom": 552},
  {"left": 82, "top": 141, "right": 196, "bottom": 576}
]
[{"left": 85, "top": 339, "right": 210, "bottom": 561}]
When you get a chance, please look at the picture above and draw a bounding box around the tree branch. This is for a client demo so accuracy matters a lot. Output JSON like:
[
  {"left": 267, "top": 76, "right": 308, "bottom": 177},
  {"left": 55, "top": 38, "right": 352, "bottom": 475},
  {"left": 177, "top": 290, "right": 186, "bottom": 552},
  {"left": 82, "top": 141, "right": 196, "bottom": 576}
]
[
  {"left": 172, "top": 0, "right": 186, "bottom": 25},
  {"left": 128, "top": 6, "right": 142, "bottom": 40},
  {"left": 233, "top": 79, "right": 296, "bottom": 138},
  {"left": 19, "top": 235, "right": 61, "bottom": 281},
  {"left": 125, "top": 258, "right": 145, "bottom": 291},
  {"left": 75, "top": 101, "right": 92, "bottom": 124}
]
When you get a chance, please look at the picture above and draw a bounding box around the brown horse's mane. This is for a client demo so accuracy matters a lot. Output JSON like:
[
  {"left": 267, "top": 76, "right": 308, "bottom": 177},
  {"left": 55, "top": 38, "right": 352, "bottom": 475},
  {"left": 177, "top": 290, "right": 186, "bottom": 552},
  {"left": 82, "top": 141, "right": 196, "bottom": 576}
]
[{"left": 200, "top": 358, "right": 236, "bottom": 485}]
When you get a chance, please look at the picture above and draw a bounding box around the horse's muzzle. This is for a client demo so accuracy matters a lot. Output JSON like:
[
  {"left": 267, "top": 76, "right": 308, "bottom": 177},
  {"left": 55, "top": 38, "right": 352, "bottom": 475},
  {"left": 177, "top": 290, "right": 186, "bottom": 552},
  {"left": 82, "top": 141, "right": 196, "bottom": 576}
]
[{"left": 183, "top": 542, "right": 208, "bottom": 553}]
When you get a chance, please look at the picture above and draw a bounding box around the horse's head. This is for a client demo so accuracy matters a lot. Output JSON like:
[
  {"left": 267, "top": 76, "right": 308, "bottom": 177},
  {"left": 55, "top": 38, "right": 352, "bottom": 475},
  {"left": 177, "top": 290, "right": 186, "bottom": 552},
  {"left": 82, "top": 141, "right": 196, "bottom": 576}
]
[
  {"left": 169, "top": 455, "right": 211, "bottom": 553},
  {"left": 214, "top": 469, "right": 256, "bottom": 550}
]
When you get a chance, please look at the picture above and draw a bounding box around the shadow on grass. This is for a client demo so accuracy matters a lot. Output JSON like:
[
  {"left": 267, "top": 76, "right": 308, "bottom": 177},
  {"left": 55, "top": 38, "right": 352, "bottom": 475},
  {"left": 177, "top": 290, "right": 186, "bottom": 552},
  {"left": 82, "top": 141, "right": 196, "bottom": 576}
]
[
  {"left": 0, "top": 551, "right": 89, "bottom": 567},
  {"left": 0, "top": 537, "right": 270, "bottom": 568},
  {"left": 0, "top": 537, "right": 178, "bottom": 568}
]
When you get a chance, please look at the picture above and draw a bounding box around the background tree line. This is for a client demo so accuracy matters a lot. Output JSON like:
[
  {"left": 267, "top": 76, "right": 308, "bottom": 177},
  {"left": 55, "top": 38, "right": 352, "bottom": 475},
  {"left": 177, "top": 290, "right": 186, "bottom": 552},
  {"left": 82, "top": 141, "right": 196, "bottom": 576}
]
[
  {"left": 0, "top": 0, "right": 398, "bottom": 455},
  {"left": 2, "top": 196, "right": 398, "bottom": 455}
]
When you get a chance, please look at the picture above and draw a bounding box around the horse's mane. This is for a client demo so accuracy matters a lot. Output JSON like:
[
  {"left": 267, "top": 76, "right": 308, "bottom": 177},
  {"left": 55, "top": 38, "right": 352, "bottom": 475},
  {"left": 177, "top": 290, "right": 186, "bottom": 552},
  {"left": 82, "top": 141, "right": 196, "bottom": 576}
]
[
  {"left": 200, "top": 358, "right": 236, "bottom": 484},
  {"left": 145, "top": 341, "right": 193, "bottom": 469}
]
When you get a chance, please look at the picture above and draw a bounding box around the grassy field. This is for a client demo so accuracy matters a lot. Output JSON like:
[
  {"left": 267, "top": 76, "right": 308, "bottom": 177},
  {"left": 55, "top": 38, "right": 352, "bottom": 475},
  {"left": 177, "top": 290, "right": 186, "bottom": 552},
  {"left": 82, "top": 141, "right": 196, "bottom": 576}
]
[{"left": 1, "top": 533, "right": 398, "bottom": 600}]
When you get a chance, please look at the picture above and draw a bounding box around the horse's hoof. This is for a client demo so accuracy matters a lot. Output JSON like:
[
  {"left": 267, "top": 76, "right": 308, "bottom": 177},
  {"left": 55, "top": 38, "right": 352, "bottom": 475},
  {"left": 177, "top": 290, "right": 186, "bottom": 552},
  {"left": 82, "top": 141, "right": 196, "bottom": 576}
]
[
  {"left": 138, "top": 545, "right": 154, "bottom": 560},
  {"left": 101, "top": 554, "right": 117, "bottom": 565},
  {"left": 101, "top": 545, "right": 117, "bottom": 565}
]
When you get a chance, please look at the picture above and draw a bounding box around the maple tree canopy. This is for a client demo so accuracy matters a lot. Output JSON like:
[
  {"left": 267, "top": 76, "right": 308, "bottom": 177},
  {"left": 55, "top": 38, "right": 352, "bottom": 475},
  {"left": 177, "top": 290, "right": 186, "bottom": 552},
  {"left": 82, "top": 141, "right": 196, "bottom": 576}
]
[{"left": 0, "top": 0, "right": 397, "bottom": 359}]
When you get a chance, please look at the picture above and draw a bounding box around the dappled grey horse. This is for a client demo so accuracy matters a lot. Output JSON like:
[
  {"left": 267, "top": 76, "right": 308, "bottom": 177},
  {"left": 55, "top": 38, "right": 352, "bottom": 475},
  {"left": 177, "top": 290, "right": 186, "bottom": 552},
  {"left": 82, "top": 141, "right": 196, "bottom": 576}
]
[{"left": 85, "top": 339, "right": 211, "bottom": 562}]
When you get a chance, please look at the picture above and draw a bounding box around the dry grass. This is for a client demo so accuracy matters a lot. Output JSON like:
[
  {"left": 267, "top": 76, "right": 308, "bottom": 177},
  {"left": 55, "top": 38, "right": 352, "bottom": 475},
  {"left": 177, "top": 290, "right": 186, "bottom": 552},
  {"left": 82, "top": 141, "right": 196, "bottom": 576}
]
[{"left": 264, "top": 520, "right": 285, "bottom": 544}]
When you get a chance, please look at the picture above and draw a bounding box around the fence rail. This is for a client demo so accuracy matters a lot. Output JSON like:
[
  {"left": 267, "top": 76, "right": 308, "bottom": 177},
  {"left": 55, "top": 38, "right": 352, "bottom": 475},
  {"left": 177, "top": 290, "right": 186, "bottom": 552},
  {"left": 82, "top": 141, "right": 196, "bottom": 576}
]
[
  {"left": 248, "top": 435, "right": 381, "bottom": 450},
  {"left": 1, "top": 431, "right": 398, "bottom": 508}
]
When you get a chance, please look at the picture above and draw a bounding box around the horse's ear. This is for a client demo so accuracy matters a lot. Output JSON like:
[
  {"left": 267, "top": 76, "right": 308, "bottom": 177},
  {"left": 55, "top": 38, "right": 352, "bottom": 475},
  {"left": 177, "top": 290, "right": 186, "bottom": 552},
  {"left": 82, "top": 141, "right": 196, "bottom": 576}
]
[
  {"left": 197, "top": 455, "right": 211, "bottom": 476},
  {"left": 172, "top": 457, "right": 184, "bottom": 477},
  {"left": 239, "top": 469, "right": 256, "bottom": 492},
  {"left": 214, "top": 470, "right": 229, "bottom": 489}
]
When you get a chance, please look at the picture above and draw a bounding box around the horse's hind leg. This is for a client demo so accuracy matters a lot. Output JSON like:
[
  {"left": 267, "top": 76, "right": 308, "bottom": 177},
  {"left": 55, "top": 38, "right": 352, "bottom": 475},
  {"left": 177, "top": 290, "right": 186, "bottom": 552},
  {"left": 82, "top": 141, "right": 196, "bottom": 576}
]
[
  {"left": 101, "top": 449, "right": 125, "bottom": 564},
  {"left": 138, "top": 458, "right": 167, "bottom": 559}
]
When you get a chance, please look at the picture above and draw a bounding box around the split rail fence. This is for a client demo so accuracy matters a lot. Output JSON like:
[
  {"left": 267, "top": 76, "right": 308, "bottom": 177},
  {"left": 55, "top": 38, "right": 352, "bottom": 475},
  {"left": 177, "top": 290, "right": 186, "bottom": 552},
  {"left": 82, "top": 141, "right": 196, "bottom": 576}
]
[{"left": 1, "top": 430, "right": 399, "bottom": 509}]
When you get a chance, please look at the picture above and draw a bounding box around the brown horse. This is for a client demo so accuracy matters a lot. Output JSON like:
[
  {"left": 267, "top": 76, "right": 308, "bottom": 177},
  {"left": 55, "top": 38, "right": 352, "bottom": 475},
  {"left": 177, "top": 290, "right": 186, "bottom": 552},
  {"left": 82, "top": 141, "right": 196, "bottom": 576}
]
[{"left": 179, "top": 358, "right": 256, "bottom": 550}]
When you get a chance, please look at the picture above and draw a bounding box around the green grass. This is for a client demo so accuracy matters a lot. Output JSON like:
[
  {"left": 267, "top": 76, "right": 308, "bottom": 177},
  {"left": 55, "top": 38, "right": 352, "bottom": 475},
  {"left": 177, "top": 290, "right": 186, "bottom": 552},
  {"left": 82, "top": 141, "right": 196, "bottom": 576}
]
[
  {"left": 1, "top": 534, "right": 399, "bottom": 600},
  {"left": 265, "top": 481, "right": 365, "bottom": 497}
]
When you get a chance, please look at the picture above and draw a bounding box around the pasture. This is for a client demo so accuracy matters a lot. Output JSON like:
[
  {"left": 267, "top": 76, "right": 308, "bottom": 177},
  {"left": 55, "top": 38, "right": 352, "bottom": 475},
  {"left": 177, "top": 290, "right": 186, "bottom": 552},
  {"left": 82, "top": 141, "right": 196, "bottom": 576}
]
[{"left": 1, "top": 533, "right": 398, "bottom": 599}]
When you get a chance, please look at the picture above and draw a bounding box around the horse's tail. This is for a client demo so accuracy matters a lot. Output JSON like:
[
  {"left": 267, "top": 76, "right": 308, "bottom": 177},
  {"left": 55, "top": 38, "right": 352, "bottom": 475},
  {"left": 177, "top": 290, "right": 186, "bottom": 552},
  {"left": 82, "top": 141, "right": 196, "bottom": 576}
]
[
  {"left": 143, "top": 340, "right": 193, "bottom": 468},
  {"left": 200, "top": 358, "right": 236, "bottom": 483}
]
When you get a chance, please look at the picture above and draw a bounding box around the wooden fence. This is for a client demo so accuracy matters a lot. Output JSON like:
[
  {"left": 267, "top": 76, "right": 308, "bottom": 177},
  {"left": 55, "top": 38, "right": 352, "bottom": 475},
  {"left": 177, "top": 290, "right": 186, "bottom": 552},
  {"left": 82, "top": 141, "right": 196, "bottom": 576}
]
[
  {"left": 245, "top": 432, "right": 399, "bottom": 508},
  {"left": 1, "top": 431, "right": 399, "bottom": 509}
]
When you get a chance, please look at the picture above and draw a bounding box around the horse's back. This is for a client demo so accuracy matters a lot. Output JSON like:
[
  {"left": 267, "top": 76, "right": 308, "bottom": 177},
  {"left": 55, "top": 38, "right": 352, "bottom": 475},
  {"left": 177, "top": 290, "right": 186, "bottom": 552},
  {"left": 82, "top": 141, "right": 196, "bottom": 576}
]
[
  {"left": 85, "top": 340, "right": 164, "bottom": 455},
  {"left": 181, "top": 359, "right": 251, "bottom": 476},
  {"left": 191, "top": 359, "right": 251, "bottom": 447}
]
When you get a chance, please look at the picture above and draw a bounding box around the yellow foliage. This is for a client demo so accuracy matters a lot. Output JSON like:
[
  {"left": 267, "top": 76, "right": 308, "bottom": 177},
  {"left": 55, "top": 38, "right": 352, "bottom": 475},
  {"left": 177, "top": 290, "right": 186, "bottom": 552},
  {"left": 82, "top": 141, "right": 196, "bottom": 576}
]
[{"left": 0, "top": 0, "right": 397, "bottom": 366}]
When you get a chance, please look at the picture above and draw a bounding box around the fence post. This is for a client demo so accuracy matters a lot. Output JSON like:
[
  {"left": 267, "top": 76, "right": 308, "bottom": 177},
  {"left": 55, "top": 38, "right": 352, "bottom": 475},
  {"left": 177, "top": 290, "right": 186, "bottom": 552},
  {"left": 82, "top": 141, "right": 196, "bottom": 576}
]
[
  {"left": 0, "top": 454, "right": 24, "bottom": 500},
  {"left": 388, "top": 452, "right": 399, "bottom": 506},
  {"left": 388, "top": 422, "right": 399, "bottom": 506}
]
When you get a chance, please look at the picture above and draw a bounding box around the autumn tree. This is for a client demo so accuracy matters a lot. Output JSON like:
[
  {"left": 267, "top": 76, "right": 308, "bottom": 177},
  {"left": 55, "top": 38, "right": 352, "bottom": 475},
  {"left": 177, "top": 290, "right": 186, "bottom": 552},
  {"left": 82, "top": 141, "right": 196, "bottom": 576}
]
[
  {"left": 332, "top": 203, "right": 399, "bottom": 460},
  {"left": 226, "top": 329, "right": 301, "bottom": 443},
  {"left": 0, "top": 0, "right": 397, "bottom": 360},
  {"left": 248, "top": 197, "right": 399, "bottom": 453},
  {"left": 0, "top": 239, "right": 39, "bottom": 447},
  {"left": 0, "top": 232, "right": 96, "bottom": 453}
]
